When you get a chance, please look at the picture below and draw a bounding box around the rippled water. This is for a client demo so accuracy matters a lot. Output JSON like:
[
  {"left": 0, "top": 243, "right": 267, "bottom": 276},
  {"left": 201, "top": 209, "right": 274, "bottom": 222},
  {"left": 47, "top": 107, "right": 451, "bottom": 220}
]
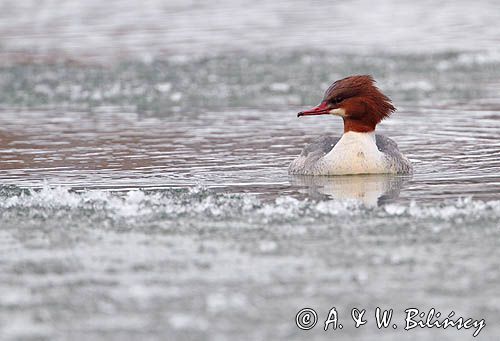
[{"left": 0, "top": 1, "right": 499, "bottom": 340}]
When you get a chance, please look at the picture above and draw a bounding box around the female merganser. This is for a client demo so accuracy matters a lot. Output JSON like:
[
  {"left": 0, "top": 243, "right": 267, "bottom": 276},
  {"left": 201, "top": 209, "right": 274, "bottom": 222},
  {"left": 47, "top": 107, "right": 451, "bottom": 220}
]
[{"left": 289, "top": 75, "right": 412, "bottom": 175}]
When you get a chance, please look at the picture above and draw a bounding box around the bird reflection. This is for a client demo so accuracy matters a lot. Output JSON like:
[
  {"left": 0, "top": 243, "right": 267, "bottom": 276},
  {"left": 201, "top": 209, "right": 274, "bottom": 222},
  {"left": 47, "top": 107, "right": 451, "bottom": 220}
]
[{"left": 289, "top": 174, "right": 410, "bottom": 207}]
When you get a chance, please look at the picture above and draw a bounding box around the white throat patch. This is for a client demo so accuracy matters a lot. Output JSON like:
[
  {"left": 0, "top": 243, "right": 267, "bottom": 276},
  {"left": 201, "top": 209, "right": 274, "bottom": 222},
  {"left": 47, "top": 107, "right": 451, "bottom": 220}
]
[{"left": 329, "top": 108, "right": 346, "bottom": 117}]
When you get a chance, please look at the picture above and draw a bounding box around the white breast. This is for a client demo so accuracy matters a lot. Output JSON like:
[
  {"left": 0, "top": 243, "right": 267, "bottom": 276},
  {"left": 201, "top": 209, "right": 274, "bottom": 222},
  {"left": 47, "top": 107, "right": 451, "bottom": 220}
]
[{"left": 314, "top": 131, "right": 389, "bottom": 175}]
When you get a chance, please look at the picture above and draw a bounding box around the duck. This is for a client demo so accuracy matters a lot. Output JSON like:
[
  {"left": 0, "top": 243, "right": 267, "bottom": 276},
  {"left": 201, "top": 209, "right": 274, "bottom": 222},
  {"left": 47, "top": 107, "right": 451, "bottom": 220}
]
[{"left": 289, "top": 75, "right": 412, "bottom": 175}]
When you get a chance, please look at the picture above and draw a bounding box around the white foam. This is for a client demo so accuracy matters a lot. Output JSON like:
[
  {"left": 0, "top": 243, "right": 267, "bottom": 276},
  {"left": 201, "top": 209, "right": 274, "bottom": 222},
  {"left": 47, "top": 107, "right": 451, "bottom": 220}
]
[{"left": 1, "top": 185, "right": 498, "bottom": 223}]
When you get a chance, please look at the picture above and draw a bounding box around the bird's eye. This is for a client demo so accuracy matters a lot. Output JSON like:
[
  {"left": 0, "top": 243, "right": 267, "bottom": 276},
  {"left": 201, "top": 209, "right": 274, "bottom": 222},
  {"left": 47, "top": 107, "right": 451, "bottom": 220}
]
[{"left": 331, "top": 97, "right": 343, "bottom": 105}]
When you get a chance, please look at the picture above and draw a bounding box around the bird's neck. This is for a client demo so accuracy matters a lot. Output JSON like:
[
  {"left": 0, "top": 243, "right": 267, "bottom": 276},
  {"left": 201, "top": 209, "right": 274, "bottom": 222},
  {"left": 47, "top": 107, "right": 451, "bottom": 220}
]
[{"left": 343, "top": 118, "right": 377, "bottom": 133}]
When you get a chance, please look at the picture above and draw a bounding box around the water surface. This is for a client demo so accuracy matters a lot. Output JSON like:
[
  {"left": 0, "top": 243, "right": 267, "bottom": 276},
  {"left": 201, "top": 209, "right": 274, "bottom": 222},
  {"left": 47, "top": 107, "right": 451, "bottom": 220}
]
[{"left": 0, "top": 1, "right": 499, "bottom": 340}]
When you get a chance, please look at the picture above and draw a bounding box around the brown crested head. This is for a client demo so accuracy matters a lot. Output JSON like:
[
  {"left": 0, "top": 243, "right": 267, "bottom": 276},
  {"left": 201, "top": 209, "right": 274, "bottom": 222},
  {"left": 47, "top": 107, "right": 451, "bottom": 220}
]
[{"left": 297, "top": 75, "right": 395, "bottom": 133}]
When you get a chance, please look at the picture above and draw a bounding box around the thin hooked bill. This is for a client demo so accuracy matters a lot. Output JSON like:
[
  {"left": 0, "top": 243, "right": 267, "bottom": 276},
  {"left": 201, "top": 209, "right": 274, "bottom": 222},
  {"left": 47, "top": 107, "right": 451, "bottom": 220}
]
[{"left": 297, "top": 101, "right": 330, "bottom": 117}]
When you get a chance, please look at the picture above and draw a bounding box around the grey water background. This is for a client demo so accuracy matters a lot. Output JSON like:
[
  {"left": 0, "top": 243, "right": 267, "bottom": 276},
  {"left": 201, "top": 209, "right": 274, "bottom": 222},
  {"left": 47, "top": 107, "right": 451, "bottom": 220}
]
[{"left": 0, "top": 0, "right": 500, "bottom": 340}]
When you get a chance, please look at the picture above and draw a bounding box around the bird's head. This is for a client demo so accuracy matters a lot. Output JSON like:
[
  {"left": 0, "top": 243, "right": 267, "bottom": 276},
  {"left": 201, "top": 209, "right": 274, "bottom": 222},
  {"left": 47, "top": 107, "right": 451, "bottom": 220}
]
[{"left": 297, "top": 75, "right": 395, "bottom": 133}]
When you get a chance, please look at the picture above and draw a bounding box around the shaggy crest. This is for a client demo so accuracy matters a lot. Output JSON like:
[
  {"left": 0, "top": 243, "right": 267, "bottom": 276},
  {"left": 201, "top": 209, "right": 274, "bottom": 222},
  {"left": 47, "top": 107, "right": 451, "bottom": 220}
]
[{"left": 323, "top": 75, "right": 395, "bottom": 125}]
